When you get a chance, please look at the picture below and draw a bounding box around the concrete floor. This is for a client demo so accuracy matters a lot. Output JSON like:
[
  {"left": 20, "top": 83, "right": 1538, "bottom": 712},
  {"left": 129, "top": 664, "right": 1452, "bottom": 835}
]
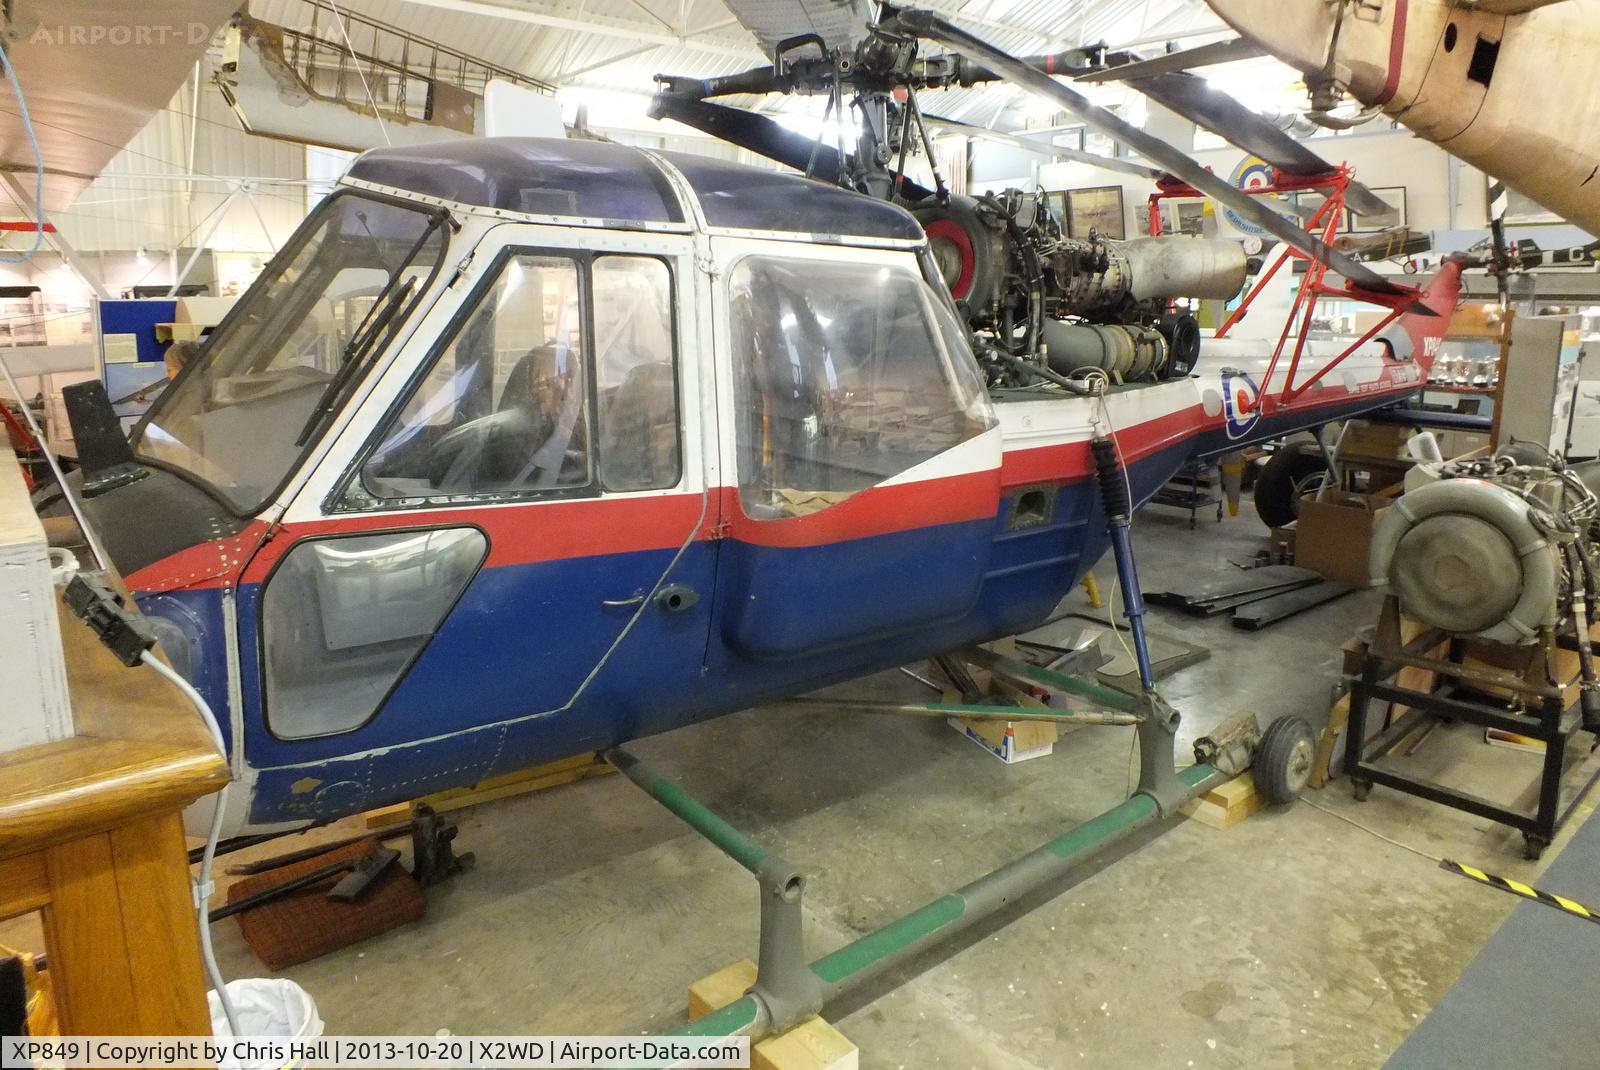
[{"left": 202, "top": 504, "right": 1594, "bottom": 1068}]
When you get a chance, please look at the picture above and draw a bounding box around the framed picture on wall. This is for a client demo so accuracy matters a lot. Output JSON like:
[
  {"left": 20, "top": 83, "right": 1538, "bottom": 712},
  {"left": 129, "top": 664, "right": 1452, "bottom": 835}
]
[
  {"left": 1064, "top": 185, "right": 1126, "bottom": 239},
  {"left": 1492, "top": 181, "right": 1564, "bottom": 226},
  {"left": 1345, "top": 186, "right": 1407, "bottom": 233}
]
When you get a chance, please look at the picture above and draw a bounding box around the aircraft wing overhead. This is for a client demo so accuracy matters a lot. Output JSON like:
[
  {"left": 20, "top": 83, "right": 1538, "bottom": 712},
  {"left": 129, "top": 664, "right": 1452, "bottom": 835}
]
[
  {"left": 1459, "top": 0, "right": 1572, "bottom": 11},
  {"left": 1127, "top": 71, "right": 1396, "bottom": 218},
  {"left": 718, "top": 0, "right": 874, "bottom": 56},
  {"left": 0, "top": 0, "right": 240, "bottom": 215}
]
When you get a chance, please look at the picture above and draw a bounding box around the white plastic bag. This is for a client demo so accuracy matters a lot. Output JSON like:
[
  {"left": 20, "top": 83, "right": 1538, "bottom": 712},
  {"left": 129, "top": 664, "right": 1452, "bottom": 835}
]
[{"left": 208, "top": 978, "right": 324, "bottom": 1070}]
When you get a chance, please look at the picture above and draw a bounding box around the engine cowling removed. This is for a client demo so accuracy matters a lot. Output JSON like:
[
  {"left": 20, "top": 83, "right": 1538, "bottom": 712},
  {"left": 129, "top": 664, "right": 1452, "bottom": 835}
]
[{"left": 915, "top": 192, "right": 1246, "bottom": 384}]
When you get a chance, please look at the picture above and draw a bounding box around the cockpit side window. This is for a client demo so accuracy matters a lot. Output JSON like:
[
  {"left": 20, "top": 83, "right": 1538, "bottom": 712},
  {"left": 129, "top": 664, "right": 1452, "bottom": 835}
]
[
  {"left": 729, "top": 255, "right": 993, "bottom": 519},
  {"left": 351, "top": 250, "right": 681, "bottom": 508},
  {"left": 360, "top": 253, "right": 592, "bottom": 501}
]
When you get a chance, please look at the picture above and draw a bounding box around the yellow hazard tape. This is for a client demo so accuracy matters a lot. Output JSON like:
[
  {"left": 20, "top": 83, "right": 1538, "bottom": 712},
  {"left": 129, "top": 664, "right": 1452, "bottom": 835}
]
[{"left": 1440, "top": 859, "right": 1600, "bottom": 926}]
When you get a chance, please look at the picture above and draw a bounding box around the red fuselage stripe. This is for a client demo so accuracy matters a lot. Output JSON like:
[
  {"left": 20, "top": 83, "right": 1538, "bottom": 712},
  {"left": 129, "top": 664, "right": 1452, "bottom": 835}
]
[{"left": 1374, "top": 0, "right": 1410, "bottom": 107}]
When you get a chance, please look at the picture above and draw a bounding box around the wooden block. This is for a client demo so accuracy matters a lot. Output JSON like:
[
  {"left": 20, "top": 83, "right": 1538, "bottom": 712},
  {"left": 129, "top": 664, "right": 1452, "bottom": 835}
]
[
  {"left": 1311, "top": 691, "right": 1350, "bottom": 789},
  {"left": 688, "top": 958, "right": 757, "bottom": 1022},
  {"left": 364, "top": 753, "right": 614, "bottom": 827},
  {"left": 754, "top": 1016, "right": 858, "bottom": 1070},
  {"left": 1179, "top": 774, "right": 1264, "bottom": 830}
]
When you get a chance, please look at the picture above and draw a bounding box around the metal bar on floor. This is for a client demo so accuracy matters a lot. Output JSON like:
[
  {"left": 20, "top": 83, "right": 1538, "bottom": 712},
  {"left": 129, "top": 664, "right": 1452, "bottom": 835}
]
[
  {"left": 781, "top": 696, "right": 1141, "bottom": 726},
  {"left": 959, "top": 646, "right": 1140, "bottom": 712}
]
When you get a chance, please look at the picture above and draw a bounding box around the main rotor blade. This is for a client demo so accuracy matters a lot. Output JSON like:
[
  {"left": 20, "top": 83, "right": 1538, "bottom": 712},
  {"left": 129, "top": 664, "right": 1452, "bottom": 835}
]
[
  {"left": 894, "top": 9, "right": 1410, "bottom": 295},
  {"left": 1128, "top": 72, "right": 1395, "bottom": 218},
  {"left": 648, "top": 94, "right": 936, "bottom": 202},
  {"left": 1075, "top": 36, "right": 1265, "bottom": 83},
  {"left": 719, "top": 0, "right": 873, "bottom": 56},
  {"left": 921, "top": 113, "right": 1161, "bottom": 179}
]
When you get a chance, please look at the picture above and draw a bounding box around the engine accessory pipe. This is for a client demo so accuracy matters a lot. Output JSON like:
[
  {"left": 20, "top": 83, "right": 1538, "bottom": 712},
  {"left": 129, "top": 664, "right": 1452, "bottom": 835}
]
[
  {"left": 1042, "top": 320, "right": 1166, "bottom": 380},
  {"left": 1564, "top": 541, "right": 1600, "bottom": 729},
  {"left": 668, "top": 762, "right": 1221, "bottom": 1044}
]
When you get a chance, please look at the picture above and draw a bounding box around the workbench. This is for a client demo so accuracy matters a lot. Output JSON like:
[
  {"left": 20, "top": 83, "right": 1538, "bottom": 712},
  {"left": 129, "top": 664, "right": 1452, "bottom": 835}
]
[{"left": 0, "top": 593, "right": 229, "bottom": 1034}]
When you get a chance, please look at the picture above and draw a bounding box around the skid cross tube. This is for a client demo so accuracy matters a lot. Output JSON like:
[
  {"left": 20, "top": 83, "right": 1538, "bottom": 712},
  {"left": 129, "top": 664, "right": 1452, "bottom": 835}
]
[
  {"left": 605, "top": 748, "right": 824, "bottom": 1033},
  {"left": 671, "top": 762, "right": 1223, "bottom": 1044}
]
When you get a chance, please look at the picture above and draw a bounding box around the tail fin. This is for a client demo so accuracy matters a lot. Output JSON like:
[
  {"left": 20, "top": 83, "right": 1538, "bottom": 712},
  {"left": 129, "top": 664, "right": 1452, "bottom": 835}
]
[{"left": 1391, "top": 258, "right": 1465, "bottom": 379}]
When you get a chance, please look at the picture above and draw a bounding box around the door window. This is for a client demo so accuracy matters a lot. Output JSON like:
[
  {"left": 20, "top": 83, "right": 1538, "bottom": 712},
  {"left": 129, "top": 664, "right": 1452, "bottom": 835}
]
[
  {"left": 355, "top": 252, "right": 680, "bottom": 505},
  {"left": 729, "top": 256, "right": 992, "bottom": 518},
  {"left": 263, "top": 527, "right": 487, "bottom": 739},
  {"left": 594, "top": 256, "right": 680, "bottom": 492}
]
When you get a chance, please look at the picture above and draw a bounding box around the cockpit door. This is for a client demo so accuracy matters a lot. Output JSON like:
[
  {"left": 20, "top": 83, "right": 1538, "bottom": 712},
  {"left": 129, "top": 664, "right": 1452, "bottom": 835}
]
[
  {"left": 236, "top": 225, "right": 718, "bottom": 821},
  {"left": 709, "top": 239, "right": 1003, "bottom": 660}
]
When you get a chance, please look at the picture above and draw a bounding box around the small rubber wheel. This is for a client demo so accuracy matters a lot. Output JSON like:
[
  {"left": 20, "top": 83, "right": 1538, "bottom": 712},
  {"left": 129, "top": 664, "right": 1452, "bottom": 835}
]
[
  {"left": 1523, "top": 834, "right": 1549, "bottom": 861},
  {"left": 1253, "top": 716, "right": 1317, "bottom": 805},
  {"left": 1352, "top": 780, "right": 1373, "bottom": 802},
  {"left": 1253, "top": 442, "right": 1328, "bottom": 529}
]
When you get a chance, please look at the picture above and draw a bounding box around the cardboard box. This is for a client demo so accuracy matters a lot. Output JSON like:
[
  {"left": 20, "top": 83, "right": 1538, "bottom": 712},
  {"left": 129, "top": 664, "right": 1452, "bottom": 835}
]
[
  {"left": 948, "top": 716, "right": 1056, "bottom": 763},
  {"left": 1295, "top": 485, "right": 1402, "bottom": 587},
  {"left": 1338, "top": 420, "right": 1416, "bottom": 462}
]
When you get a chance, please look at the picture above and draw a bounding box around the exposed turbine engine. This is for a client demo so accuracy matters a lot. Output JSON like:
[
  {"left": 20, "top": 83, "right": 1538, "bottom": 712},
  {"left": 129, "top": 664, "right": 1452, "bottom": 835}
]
[{"left": 915, "top": 191, "right": 1247, "bottom": 384}]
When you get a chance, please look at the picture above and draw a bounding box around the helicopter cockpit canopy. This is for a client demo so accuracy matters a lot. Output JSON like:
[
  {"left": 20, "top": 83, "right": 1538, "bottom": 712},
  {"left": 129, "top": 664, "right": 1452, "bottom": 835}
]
[{"left": 134, "top": 190, "right": 449, "bottom": 513}]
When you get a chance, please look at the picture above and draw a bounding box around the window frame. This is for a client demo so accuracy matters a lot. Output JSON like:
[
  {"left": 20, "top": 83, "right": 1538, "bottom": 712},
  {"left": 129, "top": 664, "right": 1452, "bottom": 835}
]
[
  {"left": 724, "top": 249, "right": 990, "bottom": 519},
  {"left": 257, "top": 523, "right": 490, "bottom": 742},
  {"left": 132, "top": 187, "right": 453, "bottom": 519},
  {"left": 331, "top": 245, "right": 683, "bottom": 512}
]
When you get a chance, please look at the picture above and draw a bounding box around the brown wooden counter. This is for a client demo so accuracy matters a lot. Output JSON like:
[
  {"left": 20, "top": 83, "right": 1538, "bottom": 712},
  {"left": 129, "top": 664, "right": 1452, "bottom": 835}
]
[{"left": 0, "top": 594, "right": 229, "bottom": 1035}]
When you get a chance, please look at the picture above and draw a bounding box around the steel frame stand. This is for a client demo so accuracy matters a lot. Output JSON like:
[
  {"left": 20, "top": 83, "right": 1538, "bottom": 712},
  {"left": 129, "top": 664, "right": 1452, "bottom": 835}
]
[{"left": 1345, "top": 596, "right": 1600, "bottom": 859}]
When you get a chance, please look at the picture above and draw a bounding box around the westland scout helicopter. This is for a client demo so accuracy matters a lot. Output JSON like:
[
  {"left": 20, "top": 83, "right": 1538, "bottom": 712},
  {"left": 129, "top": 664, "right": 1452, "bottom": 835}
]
[
  {"left": 55, "top": 7, "right": 1466, "bottom": 836},
  {"left": 42, "top": 7, "right": 1467, "bottom": 1038}
]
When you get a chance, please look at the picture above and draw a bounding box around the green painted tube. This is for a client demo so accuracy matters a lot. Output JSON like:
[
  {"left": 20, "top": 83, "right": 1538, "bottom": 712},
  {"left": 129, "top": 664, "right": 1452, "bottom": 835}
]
[
  {"left": 661, "top": 762, "right": 1221, "bottom": 1044},
  {"left": 673, "top": 995, "right": 761, "bottom": 1038},
  {"left": 809, "top": 763, "right": 1217, "bottom": 998},
  {"left": 606, "top": 750, "right": 767, "bottom": 874}
]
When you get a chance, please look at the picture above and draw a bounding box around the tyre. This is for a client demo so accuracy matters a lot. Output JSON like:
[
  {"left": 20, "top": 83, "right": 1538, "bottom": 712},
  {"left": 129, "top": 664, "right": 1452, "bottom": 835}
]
[
  {"left": 1253, "top": 442, "right": 1328, "bottom": 529},
  {"left": 1253, "top": 716, "right": 1316, "bottom": 805}
]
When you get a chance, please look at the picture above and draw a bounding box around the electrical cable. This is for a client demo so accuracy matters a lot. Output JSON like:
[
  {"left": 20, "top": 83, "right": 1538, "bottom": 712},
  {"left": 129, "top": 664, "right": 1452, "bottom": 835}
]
[
  {"left": 1299, "top": 795, "right": 1443, "bottom": 864},
  {"left": 139, "top": 652, "right": 242, "bottom": 1037},
  {"left": 0, "top": 40, "right": 47, "bottom": 263}
]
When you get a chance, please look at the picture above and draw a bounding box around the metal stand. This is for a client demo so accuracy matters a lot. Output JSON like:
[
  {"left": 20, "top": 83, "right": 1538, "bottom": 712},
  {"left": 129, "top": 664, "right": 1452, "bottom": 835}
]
[
  {"left": 1149, "top": 460, "right": 1224, "bottom": 529},
  {"left": 1345, "top": 596, "right": 1600, "bottom": 858}
]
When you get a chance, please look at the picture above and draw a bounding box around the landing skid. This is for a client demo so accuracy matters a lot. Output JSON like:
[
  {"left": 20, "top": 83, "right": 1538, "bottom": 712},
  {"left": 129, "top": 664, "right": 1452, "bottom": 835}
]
[{"left": 604, "top": 681, "right": 1275, "bottom": 1045}]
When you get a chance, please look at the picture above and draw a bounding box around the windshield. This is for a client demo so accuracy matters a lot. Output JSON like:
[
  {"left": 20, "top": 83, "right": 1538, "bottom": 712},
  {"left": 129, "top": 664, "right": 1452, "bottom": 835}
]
[{"left": 134, "top": 191, "right": 447, "bottom": 513}]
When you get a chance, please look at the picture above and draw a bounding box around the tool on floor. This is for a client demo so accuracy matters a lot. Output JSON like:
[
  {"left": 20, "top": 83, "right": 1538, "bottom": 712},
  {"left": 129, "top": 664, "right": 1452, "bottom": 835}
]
[
  {"left": 411, "top": 803, "right": 474, "bottom": 886},
  {"left": 209, "top": 847, "right": 400, "bottom": 922},
  {"left": 226, "top": 823, "right": 415, "bottom": 876},
  {"left": 1439, "top": 858, "right": 1600, "bottom": 928}
]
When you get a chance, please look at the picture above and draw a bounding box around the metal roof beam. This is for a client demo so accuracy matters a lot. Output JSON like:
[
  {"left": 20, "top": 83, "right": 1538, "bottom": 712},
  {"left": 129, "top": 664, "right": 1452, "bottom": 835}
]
[{"left": 387, "top": 0, "right": 764, "bottom": 61}]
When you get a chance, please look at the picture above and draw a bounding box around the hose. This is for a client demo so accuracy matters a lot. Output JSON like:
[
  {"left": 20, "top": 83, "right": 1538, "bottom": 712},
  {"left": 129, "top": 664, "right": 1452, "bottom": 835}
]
[
  {"left": 1571, "top": 542, "right": 1600, "bottom": 729},
  {"left": 139, "top": 651, "right": 242, "bottom": 1037}
]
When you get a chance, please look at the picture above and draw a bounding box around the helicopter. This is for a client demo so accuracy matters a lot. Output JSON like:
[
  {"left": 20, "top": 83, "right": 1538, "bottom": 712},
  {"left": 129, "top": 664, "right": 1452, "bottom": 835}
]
[{"left": 43, "top": 5, "right": 1466, "bottom": 841}]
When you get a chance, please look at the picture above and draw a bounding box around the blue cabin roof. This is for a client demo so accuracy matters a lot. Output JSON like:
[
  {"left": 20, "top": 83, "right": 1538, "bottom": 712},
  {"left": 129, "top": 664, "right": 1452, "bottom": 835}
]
[{"left": 346, "top": 137, "right": 924, "bottom": 242}]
